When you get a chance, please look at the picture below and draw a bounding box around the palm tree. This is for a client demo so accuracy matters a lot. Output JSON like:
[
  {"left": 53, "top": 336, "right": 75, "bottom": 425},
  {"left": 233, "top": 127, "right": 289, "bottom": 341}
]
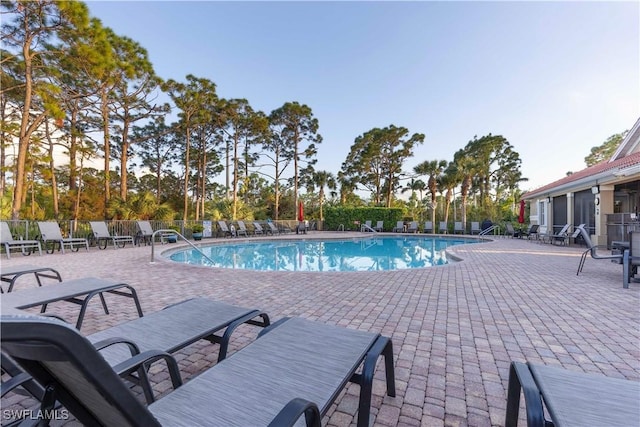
[
  {"left": 452, "top": 149, "right": 478, "bottom": 230},
  {"left": 439, "top": 162, "right": 461, "bottom": 225},
  {"left": 308, "top": 170, "right": 336, "bottom": 222},
  {"left": 414, "top": 160, "right": 447, "bottom": 229}
]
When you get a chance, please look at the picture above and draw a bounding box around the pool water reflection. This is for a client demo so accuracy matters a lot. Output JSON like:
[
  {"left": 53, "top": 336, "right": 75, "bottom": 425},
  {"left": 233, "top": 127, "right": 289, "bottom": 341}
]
[{"left": 168, "top": 236, "right": 479, "bottom": 272}]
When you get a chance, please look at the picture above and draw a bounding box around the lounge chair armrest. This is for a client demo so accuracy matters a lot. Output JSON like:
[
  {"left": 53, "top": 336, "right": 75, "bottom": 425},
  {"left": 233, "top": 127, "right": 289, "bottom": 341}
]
[
  {"left": 505, "top": 362, "right": 546, "bottom": 427},
  {"left": 1, "top": 372, "right": 34, "bottom": 398},
  {"left": 267, "top": 398, "right": 321, "bottom": 427},
  {"left": 93, "top": 337, "right": 141, "bottom": 357},
  {"left": 111, "top": 350, "right": 183, "bottom": 402}
]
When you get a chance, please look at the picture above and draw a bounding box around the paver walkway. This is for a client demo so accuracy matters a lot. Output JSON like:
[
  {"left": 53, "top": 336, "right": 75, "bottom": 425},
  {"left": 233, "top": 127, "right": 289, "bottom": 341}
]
[{"left": 1, "top": 233, "right": 638, "bottom": 426}]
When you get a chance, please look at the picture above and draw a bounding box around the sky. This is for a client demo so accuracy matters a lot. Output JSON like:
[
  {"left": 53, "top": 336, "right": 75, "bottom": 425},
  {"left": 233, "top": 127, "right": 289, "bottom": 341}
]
[{"left": 86, "top": 0, "right": 640, "bottom": 193}]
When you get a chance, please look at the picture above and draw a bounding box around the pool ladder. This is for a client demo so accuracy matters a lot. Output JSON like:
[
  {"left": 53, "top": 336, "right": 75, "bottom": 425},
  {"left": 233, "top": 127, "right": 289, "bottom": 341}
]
[{"left": 150, "top": 229, "right": 215, "bottom": 264}]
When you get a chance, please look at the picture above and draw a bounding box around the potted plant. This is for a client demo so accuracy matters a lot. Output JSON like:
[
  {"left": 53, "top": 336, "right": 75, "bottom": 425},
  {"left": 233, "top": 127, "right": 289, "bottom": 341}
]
[
  {"left": 192, "top": 224, "right": 204, "bottom": 241},
  {"left": 164, "top": 225, "right": 180, "bottom": 243}
]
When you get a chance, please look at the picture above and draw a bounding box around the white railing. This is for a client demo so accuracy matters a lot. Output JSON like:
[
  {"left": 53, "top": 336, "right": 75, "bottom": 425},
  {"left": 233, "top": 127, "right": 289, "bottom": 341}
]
[{"left": 150, "top": 229, "right": 215, "bottom": 264}]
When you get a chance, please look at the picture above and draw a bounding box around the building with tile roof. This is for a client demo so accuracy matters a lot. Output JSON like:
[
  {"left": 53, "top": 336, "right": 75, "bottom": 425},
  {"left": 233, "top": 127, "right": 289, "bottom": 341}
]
[{"left": 522, "top": 117, "right": 640, "bottom": 246}]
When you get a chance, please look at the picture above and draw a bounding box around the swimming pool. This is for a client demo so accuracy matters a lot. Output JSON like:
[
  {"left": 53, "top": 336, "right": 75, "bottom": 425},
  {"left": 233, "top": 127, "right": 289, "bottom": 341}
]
[{"left": 167, "top": 236, "right": 480, "bottom": 272}]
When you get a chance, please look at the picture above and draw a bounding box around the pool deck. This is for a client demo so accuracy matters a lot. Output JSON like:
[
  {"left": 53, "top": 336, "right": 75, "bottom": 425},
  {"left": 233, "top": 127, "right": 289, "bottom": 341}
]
[{"left": 1, "top": 232, "right": 639, "bottom": 426}]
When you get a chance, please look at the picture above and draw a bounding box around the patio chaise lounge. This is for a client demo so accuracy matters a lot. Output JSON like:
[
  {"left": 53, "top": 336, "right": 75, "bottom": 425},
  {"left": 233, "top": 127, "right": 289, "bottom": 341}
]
[
  {"left": 266, "top": 221, "right": 281, "bottom": 235},
  {"left": 136, "top": 221, "right": 155, "bottom": 245},
  {"left": 374, "top": 220, "right": 384, "bottom": 232},
  {"left": 236, "top": 221, "right": 249, "bottom": 237},
  {"left": 36, "top": 221, "right": 89, "bottom": 254},
  {"left": 505, "top": 361, "right": 640, "bottom": 427},
  {"left": 217, "top": 221, "right": 234, "bottom": 238},
  {"left": 1, "top": 276, "right": 144, "bottom": 329},
  {"left": 576, "top": 224, "right": 625, "bottom": 277},
  {"left": 504, "top": 222, "right": 519, "bottom": 238},
  {"left": 470, "top": 222, "right": 481, "bottom": 235},
  {"left": 406, "top": 221, "right": 418, "bottom": 233},
  {"left": 439, "top": 221, "right": 448, "bottom": 234},
  {"left": 545, "top": 223, "right": 570, "bottom": 245},
  {"left": 0, "top": 221, "right": 42, "bottom": 259},
  {"left": 1, "top": 297, "right": 270, "bottom": 405},
  {"left": 520, "top": 224, "right": 539, "bottom": 240},
  {"left": 423, "top": 221, "right": 433, "bottom": 233},
  {"left": 2, "top": 313, "right": 395, "bottom": 427},
  {"left": 454, "top": 222, "right": 464, "bottom": 234},
  {"left": 253, "top": 222, "right": 265, "bottom": 235},
  {"left": 0, "top": 265, "right": 62, "bottom": 293},
  {"left": 90, "top": 221, "right": 135, "bottom": 249},
  {"left": 392, "top": 221, "right": 404, "bottom": 232}
]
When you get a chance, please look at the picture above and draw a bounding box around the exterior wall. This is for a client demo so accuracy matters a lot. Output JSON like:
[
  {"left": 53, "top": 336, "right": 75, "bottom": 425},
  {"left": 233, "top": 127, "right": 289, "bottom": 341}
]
[{"left": 596, "top": 185, "right": 615, "bottom": 246}]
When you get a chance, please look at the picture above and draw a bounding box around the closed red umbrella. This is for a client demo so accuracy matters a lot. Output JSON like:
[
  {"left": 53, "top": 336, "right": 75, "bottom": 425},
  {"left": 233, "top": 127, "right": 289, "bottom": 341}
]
[
  {"left": 518, "top": 200, "right": 525, "bottom": 224},
  {"left": 298, "top": 201, "right": 304, "bottom": 222}
]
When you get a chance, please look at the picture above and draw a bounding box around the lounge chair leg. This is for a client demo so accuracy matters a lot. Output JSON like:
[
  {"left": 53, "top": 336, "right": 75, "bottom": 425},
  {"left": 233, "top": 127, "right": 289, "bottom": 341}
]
[
  {"left": 354, "top": 336, "right": 395, "bottom": 427},
  {"left": 577, "top": 250, "right": 589, "bottom": 275},
  {"left": 99, "top": 293, "right": 110, "bottom": 315},
  {"left": 382, "top": 338, "right": 396, "bottom": 397},
  {"left": 623, "top": 249, "right": 630, "bottom": 289}
]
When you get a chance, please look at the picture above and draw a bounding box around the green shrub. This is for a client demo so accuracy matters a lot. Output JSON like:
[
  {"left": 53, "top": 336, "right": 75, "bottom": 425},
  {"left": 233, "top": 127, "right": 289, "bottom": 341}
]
[{"left": 324, "top": 207, "right": 404, "bottom": 231}]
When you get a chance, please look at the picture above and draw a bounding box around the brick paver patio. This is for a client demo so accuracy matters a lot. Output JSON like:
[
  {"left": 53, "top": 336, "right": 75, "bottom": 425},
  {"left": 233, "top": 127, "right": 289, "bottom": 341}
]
[{"left": 1, "top": 233, "right": 639, "bottom": 426}]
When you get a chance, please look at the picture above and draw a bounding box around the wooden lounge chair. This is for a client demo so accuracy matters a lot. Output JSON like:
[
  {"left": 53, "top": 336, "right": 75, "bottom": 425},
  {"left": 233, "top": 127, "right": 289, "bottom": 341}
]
[
  {"left": 0, "top": 221, "right": 42, "bottom": 259},
  {"left": 2, "top": 314, "right": 395, "bottom": 427},
  {"left": 392, "top": 221, "right": 404, "bottom": 232},
  {"left": 90, "top": 221, "right": 135, "bottom": 249},
  {"left": 505, "top": 361, "right": 640, "bottom": 427},
  {"left": 253, "top": 222, "right": 265, "bottom": 236},
  {"left": 236, "top": 221, "right": 249, "bottom": 237},
  {"left": 36, "top": 221, "right": 89, "bottom": 254},
  {"left": 374, "top": 220, "right": 384, "bottom": 232},
  {"left": 423, "top": 221, "right": 433, "bottom": 233}
]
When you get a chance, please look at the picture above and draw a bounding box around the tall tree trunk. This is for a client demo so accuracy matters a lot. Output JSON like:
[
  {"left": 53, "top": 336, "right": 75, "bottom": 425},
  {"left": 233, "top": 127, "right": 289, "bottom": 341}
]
[
  {"left": 119, "top": 118, "right": 130, "bottom": 200},
  {"left": 200, "top": 147, "right": 206, "bottom": 220},
  {"left": 101, "top": 88, "right": 111, "bottom": 218},
  {"left": 183, "top": 127, "right": 190, "bottom": 223},
  {"left": 13, "top": 42, "right": 46, "bottom": 219},
  {"left": 45, "top": 121, "right": 59, "bottom": 217},
  {"left": 232, "top": 134, "right": 239, "bottom": 220},
  {"left": 68, "top": 103, "right": 78, "bottom": 191}
]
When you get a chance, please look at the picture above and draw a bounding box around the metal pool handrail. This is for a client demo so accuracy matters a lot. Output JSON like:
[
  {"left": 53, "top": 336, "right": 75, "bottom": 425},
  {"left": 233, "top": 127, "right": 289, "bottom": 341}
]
[{"left": 150, "top": 229, "right": 216, "bottom": 264}]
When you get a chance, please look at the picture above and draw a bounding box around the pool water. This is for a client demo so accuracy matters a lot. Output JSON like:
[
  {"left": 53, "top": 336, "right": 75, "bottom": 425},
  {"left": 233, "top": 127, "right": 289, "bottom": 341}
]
[{"left": 167, "top": 236, "right": 479, "bottom": 272}]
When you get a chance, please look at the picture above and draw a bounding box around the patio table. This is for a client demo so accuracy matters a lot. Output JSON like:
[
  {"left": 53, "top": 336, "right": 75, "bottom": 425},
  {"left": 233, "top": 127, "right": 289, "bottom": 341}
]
[{"left": 506, "top": 361, "right": 640, "bottom": 427}]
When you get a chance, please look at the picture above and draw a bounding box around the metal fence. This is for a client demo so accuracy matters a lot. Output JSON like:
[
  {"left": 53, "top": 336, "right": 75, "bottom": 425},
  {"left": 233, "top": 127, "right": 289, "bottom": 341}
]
[{"left": 2, "top": 219, "right": 307, "bottom": 243}]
